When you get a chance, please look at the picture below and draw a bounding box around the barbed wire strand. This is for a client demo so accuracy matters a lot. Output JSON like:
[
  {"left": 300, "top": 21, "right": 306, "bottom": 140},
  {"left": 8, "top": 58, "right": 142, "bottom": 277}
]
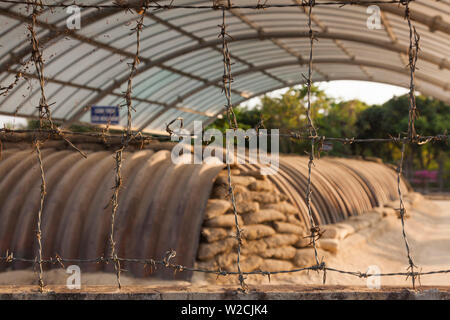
[
  {"left": 395, "top": 0, "right": 420, "bottom": 290},
  {"left": 29, "top": 0, "right": 47, "bottom": 293},
  {"left": 405, "top": 0, "right": 420, "bottom": 143},
  {"left": 0, "top": 0, "right": 448, "bottom": 293},
  {"left": 397, "top": 142, "right": 418, "bottom": 289},
  {"left": 34, "top": 139, "right": 45, "bottom": 292},
  {"left": 303, "top": 0, "right": 326, "bottom": 283},
  {"left": 219, "top": 2, "right": 247, "bottom": 292},
  {"left": 0, "top": 0, "right": 417, "bottom": 10},
  {"left": 1, "top": 253, "right": 449, "bottom": 280},
  {"left": 108, "top": 1, "right": 147, "bottom": 289},
  {"left": 0, "top": 129, "right": 447, "bottom": 145}
]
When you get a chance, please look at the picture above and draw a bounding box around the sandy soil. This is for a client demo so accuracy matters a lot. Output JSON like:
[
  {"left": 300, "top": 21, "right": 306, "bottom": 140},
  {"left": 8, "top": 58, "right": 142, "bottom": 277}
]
[
  {"left": 0, "top": 200, "right": 449, "bottom": 288},
  {"left": 285, "top": 200, "right": 450, "bottom": 287}
]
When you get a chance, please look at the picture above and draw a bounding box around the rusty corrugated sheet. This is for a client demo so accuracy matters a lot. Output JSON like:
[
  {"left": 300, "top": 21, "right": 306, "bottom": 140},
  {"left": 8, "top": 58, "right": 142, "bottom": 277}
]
[{"left": 0, "top": 149, "right": 407, "bottom": 279}]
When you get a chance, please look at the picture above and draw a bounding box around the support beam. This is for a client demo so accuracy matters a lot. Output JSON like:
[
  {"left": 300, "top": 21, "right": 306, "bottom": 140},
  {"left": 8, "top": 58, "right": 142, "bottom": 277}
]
[
  {"left": 137, "top": 57, "right": 449, "bottom": 130},
  {"left": 147, "top": 11, "right": 287, "bottom": 88},
  {"left": 334, "top": 0, "right": 450, "bottom": 34},
  {"left": 380, "top": 11, "right": 408, "bottom": 67},
  {"left": 292, "top": 0, "right": 368, "bottom": 79},
  {"left": 62, "top": 30, "right": 450, "bottom": 127},
  {"left": 228, "top": 5, "right": 329, "bottom": 80},
  {"left": 4, "top": 69, "right": 211, "bottom": 117},
  {"left": 0, "top": 7, "right": 243, "bottom": 103}
]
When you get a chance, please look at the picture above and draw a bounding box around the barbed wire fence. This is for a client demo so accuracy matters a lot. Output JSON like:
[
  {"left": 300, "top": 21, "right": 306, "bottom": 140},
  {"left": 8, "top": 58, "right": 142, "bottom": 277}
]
[{"left": 0, "top": 0, "right": 448, "bottom": 294}]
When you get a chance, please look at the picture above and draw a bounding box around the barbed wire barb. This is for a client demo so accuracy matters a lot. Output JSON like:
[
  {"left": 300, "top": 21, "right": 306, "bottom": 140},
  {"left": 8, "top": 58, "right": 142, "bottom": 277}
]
[{"left": 219, "top": 4, "right": 247, "bottom": 292}]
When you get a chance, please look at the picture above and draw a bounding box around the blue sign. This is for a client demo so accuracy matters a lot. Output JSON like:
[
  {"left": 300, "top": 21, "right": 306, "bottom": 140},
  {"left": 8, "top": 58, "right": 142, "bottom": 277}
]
[{"left": 91, "top": 106, "right": 119, "bottom": 124}]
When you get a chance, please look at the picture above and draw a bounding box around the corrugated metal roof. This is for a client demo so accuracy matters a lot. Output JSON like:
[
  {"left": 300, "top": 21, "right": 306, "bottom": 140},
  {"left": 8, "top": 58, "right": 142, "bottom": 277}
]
[{"left": 0, "top": 0, "right": 449, "bottom": 134}]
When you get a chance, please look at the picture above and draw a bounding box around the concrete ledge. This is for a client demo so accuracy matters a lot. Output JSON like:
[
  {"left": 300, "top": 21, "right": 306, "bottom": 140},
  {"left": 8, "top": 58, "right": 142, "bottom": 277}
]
[{"left": 1, "top": 285, "right": 450, "bottom": 300}]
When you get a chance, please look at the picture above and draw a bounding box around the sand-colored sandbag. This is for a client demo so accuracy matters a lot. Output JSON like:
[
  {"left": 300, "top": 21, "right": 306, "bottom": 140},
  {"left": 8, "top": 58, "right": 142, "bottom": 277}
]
[
  {"left": 263, "top": 201, "right": 297, "bottom": 215},
  {"left": 261, "top": 259, "right": 294, "bottom": 272},
  {"left": 318, "top": 239, "right": 339, "bottom": 254},
  {"left": 345, "top": 216, "right": 372, "bottom": 231},
  {"left": 231, "top": 257, "right": 264, "bottom": 273},
  {"left": 204, "top": 214, "right": 244, "bottom": 228},
  {"left": 217, "top": 169, "right": 241, "bottom": 177},
  {"left": 215, "top": 175, "right": 256, "bottom": 187},
  {"left": 365, "top": 211, "right": 382, "bottom": 224},
  {"left": 264, "top": 234, "right": 299, "bottom": 248},
  {"left": 196, "top": 259, "right": 218, "bottom": 270},
  {"left": 250, "top": 191, "right": 285, "bottom": 204},
  {"left": 210, "top": 184, "right": 229, "bottom": 199},
  {"left": 233, "top": 185, "right": 252, "bottom": 203},
  {"left": 260, "top": 246, "right": 296, "bottom": 260},
  {"left": 242, "top": 224, "right": 276, "bottom": 240},
  {"left": 240, "top": 239, "right": 267, "bottom": 255},
  {"left": 204, "top": 199, "right": 231, "bottom": 219},
  {"left": 242, "top": 209, "right": 285, "bottom": 225},
  {"left": 293, "top": 248, "right": 327, "bottom": 267},
  {"left": 381, "top": 206, "right": 396, "bottom": 217},
  {"left": 372, "top": 206, "right": 384, "bottom": 215},
  {"left": 385, "top": 200, "right": 411, "bottom": 212},
  {"left": 216, "top": 252, "right": 240, "bottom": 268},
  {"left": 273, "top": 221, "right": 305, "bottom": 234},
  {"left": 407, "top": 192, "right": 424, "bottom": 206},
  {"left": 321, "top": 223, "right": 354, "bottom": 240},
  {"left": 345, "top": 212, "right": 381, "bottom": 232},
  {"left": 247, "top": 180, "right": 274, "bottom": 192},
  {"left": 197, "top": 238, "right": 235, "bottom": 261},
  {"left": 294, "top": 236, "right": 311, "bottom": 248},
  {"left": 240, "top": 170, "right": 267, "bottom": 180},
  {"left": 236, "top": 201, "right": 259, "bottom": 214},
  {"left": 201, "top": 228, "right": 231, "bottom": 243},
  {"left": 240, "top": 256, "right": 264, "bottom": 272},
  {"left": 286, "top": 215, "right": 303, "bottom": 225},
  {"left": 219, "top": 254, "right": 263, "bottom": 272}
]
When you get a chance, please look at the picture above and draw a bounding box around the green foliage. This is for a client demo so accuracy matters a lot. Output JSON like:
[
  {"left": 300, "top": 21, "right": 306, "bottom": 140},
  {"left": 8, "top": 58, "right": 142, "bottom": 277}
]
[{"left": 207, "top": 86, "right": 449, "bottom": 188}]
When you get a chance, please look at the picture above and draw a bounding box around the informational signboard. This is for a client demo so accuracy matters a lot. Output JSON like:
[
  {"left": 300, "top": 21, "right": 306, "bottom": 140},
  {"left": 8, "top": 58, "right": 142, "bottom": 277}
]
[
  {"left": 322, "top": 142, "right": 333, "bottom": 152},
  {"left": 90, "top": 106, "right": 119, "bottom": 124}
]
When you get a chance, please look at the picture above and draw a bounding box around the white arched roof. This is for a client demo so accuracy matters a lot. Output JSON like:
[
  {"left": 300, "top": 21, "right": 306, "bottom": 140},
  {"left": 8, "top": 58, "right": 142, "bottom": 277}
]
[{"left": 0, "top": 0, "right": 449, "bottom": 133}]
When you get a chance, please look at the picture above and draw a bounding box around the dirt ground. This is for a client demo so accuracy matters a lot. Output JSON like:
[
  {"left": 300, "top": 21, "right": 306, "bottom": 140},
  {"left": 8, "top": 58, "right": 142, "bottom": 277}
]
[{"left": 0, "top": 200, "right": 449, "bottom": 289}]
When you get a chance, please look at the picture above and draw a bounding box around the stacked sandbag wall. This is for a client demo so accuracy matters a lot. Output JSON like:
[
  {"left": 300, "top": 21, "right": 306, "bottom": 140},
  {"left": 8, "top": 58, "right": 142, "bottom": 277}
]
[{"left": 197, "top": 168, "right": 308, "bottom": 276}]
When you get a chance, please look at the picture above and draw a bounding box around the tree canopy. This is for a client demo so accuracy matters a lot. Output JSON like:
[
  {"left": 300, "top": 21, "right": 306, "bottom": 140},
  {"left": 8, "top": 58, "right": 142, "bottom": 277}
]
[{"left": 208, "top": 86, "right": 449, "bottom": 189}]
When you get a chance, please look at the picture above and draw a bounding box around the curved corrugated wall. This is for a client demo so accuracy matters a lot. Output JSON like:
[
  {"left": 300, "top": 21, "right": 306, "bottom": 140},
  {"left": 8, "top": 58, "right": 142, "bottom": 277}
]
[
  {"left": 0, "top": 148, "right": 407, "bottom": 278},
  {"left": 243, "top": 156, "right": 408, "bottom": 226}
]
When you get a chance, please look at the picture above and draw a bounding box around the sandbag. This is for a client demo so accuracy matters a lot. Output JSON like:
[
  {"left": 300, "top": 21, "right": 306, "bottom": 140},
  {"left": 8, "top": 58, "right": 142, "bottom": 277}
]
[
  {"left": 247, "top": 180, "right": 274, "bottom": 192},
  {"left": 204, "top": 199, "right": 231, "bottom": 219},
  {"left": 201, "top": 228, "right": 231, "bottom": 243},
  {"left": 236, "top": 201, "right": 259, "bottom": 214},
  {"left": 318, "top": 239, "right": 339, "bottom": 254},
  {"left": 259, "top": 246, "right": 296, "bottom": 260},
  {"left": 197, "top": 238, "right": 235, "bottom": 261},
  {"left": 261, "top": 259, "right": 294, "bottom": 272},
  {"left": 263, "top": 201, "right": 297, "bottom": 215},
  {"left": 215, "top": 175, "right": 256, "bottom": 187},
  {"left": 264, "top": 234, "right": 299, "bottom": 248},
  {"left": 273, "top": 221, "right": 305, "bottom": 234},
  {"left": 242, "top": 224, "right": 276, "bottom": 240},
  {"left": 240, "top": 239, "right": 267, "bottom": 255},
  {"left": 204, "top": 214, "right": 244, "bottom": 228},
  {"left": 242, "top": 209, "right": 285, "bottom": 225},
  {"left": 293, "top": 248, "right": 327, "bottom": 267}
]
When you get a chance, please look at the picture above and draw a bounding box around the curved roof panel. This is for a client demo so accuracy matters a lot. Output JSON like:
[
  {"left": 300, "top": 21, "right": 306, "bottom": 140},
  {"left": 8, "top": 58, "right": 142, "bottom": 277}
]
[{"left": 0, "top": 0, "right": 449, "bottom": 134}]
